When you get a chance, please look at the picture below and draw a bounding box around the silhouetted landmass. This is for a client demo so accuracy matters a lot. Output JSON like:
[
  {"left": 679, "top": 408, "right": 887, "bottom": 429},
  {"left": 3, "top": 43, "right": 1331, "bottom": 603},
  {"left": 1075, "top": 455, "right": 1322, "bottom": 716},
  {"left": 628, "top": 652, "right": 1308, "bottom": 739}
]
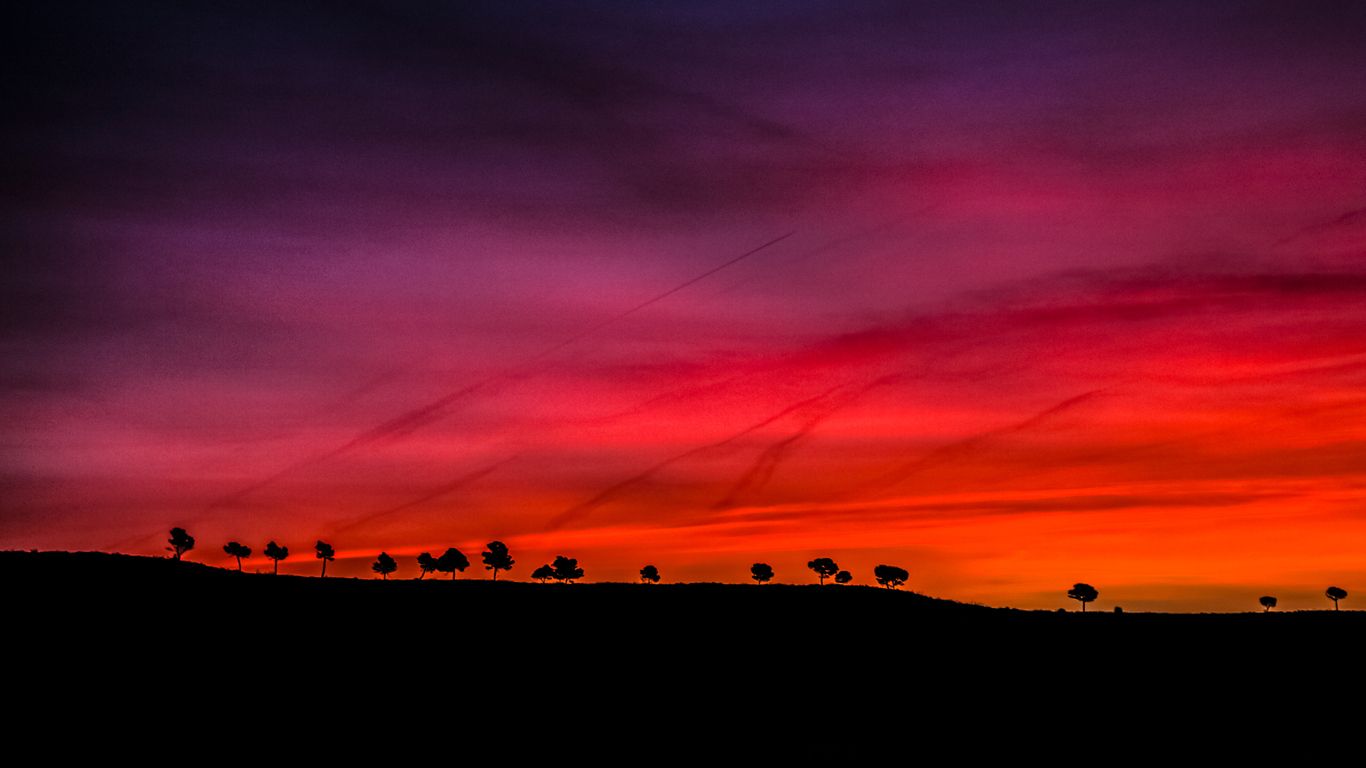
[{"left": 5, "top": 551, "right": 1360, "bottom": 758}]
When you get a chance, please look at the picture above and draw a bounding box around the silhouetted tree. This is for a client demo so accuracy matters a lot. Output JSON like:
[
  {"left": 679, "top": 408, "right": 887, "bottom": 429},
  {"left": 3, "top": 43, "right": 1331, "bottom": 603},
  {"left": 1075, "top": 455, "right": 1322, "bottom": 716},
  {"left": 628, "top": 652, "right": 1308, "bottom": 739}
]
[
  {"left": 1068, "top": 583, "right": 1099, "bottom": 612},
  {"left": 551, "top": 555, "right": 584, "bottom": 583},
  {"left": 874, "top": 564, "right": 909, "bottom": 589},
  {"left": 834, "top": 570, "right": 853, "bottom": 585},
  {"left": 807, "top": 557, "right": 839, "bottom": 584},
  {"left": 167, "top": 527, "right": 195, "bottom": 561},
  {"left": 481, "top": 541, "right": 514, "bottom": 581},
  {"left": 315, "top": 540, "right": 335, "bottom": 578},
  {"left": 1259, "top": 595, "right": 1278, "bottom": 613},
  {"left": 1326, "top": 586, "right": 1348, "bottom": 611},
  {"left": 264, "top": 541, "right": 288, "bottom": 575},
  {"left": 372, "top": 552, "right": 398, "bottom": 580},
  {"left": 436, "top": 548, "right": 470, "bottom": 580},
  {"left": 531, "top": 564, "right": 554, "bottom": 583},
  {"left": 751, "top": 563, "right": 774, "bottom": 584},
  {"left": 223, "top": 541, "right": 251, "bottom": 571},
  {"left": 416, "top": 552, "right": 437, "bottom": 580},
  {"left": 640, "top": 564, "right": 660, "bottom": 583}
]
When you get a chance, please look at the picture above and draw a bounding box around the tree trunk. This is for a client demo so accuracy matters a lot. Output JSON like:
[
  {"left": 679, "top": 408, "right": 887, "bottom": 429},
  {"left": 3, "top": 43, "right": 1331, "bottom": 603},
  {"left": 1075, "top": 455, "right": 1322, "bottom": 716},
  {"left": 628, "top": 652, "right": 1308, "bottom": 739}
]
[
  {"left": 321, "top": 560, "right": 327, "bottom": 579},
  {"left": 273, "top": 560, "right": 279, "bottom": 575},
  {"left": 1082, "top": 601, "right": 1087, "bottom": 613},
  {"left": 492, "top": 568, "right": 498, "bottom": 582},
  {"left": 418, "top": 571, "right": 426, "bottom": 580},
  {"left": 1333, "top": 599, "right": 1339, "bottom": 611},
  {"left": 235, "top": 556, "right": 242, "bottom": 571},
  {"left": 382, "top": 572, "right": 387, "bottom": 580}
]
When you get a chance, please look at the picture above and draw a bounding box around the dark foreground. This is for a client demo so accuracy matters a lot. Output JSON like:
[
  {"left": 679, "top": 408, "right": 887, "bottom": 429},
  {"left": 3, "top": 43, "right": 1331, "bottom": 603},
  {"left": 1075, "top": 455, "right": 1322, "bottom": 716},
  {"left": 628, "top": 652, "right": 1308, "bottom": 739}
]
[{"left": 6, "top": 551, "right": 1361, "bottom": 757}]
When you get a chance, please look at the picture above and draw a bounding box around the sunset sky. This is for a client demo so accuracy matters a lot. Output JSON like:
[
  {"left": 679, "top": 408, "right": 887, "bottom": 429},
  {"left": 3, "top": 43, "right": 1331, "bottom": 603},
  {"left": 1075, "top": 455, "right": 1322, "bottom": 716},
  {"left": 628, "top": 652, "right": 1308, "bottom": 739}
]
[{"left": 4, "top": 1, "right": 1365, "bottom": 611}]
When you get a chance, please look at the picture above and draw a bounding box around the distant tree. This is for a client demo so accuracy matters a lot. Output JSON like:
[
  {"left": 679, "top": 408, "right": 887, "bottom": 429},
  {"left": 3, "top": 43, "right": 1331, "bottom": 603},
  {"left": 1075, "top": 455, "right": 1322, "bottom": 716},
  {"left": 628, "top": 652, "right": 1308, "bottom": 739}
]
[
  {"left": 263, "top": 541, "right": 289, "bottom": 575},
  {"left": 640, "top": 564, "right": 660, "bottom": 583},
  {"left": 1068, "top": 583, "right": 1099, "bottom": 612},
  {"left": 834, "top": 570, "right": 853, "bottom": 585},
  {"left": 551, "top": 555, "right": 584, "bottom": 583},
  {"left": 416, "top": 552, "right": 438, "bottom": 580},
  {"left": 1326, "top": 586, "right": 1348, "bottom": 611},
  {"left": 874, "top": 564, "right": 909, "bottom": 589},
  {"left": 167, "top": 527, "right": 195, "bottom": 561},
  {"left": 223, "top": 541, "right": 251, "bottom": 571},
  {"left": 372, "top": 552, "right": 398, "bottom": 580},
  {"left": 315, "top": 540, "right": 336, "bottom": 578},
  {"left": 531, "top": 564, "right": 554, "bottom": 583},
  {"left": 1113, "top": 606, "right": 1123, "bottom": 614},
  {"left": 436, "top": 548, "right": 470, "bottom": 580},
  {"left": 750, "top": 563, "right": 774, "bottom": 584},
  {"left": 1259, "top": 595, "right": 1278, "bottom": 613},
  {"left": 481, "top": 541, "right": 515, "bottom": 581},
  {"left": 807, "top": 557, "right": 840, "bottom": 584}
]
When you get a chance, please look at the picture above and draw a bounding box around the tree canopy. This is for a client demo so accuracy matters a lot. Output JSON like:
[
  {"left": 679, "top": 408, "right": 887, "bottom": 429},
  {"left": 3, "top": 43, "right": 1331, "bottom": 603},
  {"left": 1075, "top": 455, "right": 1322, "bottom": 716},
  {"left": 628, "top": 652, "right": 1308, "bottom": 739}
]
[
  {"left": 1326, "top": 586, "right": 1348, "bottom": 610},
  {"left": 873, "top": 564, "right": 908, "bottom": 589},
  {"left": 1068, "top": 583, "right": 1100, "bottom": 611},
  {"left": 551, "top": 555, "right": 584, "bottom": 583},
  {"left": 834, "top": 570, "right": 853, "bottom": 585},
  {"left": 750, "top": 563, "right": 774, "bottom": 584},
  {"left": 481, "top": 541, "right": 514, "bottom": 581},
  {"left": 531, "top": 564, "right": 554, "bottom": 583},
  {"left": 807, "top": 557, "right": 840, "bottom": 584},
  {"left": 263, "top": 541, "right": 289, "bottom": 574},
  {"left": 167, "top": 528, "right": 195, "bottom": 561},
  {"left": 416, "top": 552, "right": 438, "bottom": 579},
  {"left": 640, "top": 564, "right": 660, "bottom": 583},
  {"left": 315, "top": 540, "right": 336, "bottom": 578},
  {"left": 372, "top": 552, "right": 398, "bottom": 579},
  {"left": 223, "top": 541, "right": 251, "bottom": 571},
  {"left": 436, "top": 548, "right": 470, "bottom": 579}
]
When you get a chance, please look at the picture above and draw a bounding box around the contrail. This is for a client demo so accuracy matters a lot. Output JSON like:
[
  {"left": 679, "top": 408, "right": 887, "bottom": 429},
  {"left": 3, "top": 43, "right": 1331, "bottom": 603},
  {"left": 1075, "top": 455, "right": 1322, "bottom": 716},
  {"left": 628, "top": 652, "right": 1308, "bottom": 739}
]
[
  {"left": 210, "top": 232, "right": 794, "bottom": 509},
  {"left": 713, "top": 374, "right": 904, "bottom": 509},
  {"left": 855, "top": 388, "right": 1108, "bottom": 494},
  {"left": 545, "top": 380, "right": 852, "bottom": 530},
  {"left": 330, "top": 456, "right": 519, "bottom": 534}
]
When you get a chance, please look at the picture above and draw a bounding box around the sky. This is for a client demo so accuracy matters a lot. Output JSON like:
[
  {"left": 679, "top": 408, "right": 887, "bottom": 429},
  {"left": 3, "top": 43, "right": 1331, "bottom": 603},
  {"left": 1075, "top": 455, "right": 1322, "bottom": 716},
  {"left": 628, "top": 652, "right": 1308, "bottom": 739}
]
[{"left": 3, "top": 1, "right": 1365, "bottom": 611}]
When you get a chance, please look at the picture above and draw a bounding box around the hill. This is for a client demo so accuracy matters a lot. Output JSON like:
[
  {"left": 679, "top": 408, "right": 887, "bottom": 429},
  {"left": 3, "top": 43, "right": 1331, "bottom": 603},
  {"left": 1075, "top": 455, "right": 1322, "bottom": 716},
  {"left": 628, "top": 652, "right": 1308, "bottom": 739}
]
[{"left": 5, "top": 550, "right": 1360, "bottom": 757}]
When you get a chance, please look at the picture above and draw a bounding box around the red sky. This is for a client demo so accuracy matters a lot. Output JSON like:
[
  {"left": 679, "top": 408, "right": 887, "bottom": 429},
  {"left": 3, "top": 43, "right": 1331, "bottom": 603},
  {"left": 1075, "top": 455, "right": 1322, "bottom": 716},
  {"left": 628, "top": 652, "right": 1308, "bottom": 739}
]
[{"left": 4, "top": 2, "right": 1366, "bottom": 611}]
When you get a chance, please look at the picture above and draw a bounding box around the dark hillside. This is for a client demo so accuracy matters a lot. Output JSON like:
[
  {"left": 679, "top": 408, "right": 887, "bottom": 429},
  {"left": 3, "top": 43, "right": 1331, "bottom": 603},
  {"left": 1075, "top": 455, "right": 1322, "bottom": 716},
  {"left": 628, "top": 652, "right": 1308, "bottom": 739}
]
[{"left": 4, "top": 551, "right": 1358, "bottom": 757}]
